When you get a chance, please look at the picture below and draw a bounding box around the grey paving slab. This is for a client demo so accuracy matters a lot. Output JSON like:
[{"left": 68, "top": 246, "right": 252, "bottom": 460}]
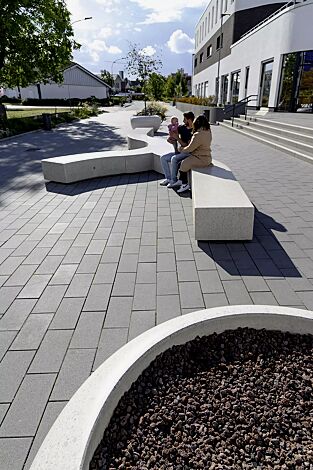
[
  {"left": 133, "top": 284, "right": 156, "bottom": 310},
  {"left": 35, "top": 255, "right": 63, "bottom": 275},
  {"left": 128, "top": 311, "right": 156, "bottom": 341},
  {"left": 179, "top": 282, "right": 205, "bottom": 309},
  {"left": 111, "top": 272, "right": 136, "bottom": 296},
  {"left": 0, "top": 256, "right": 25, "bottom": 276},
  {"left": 266, "top": 279, "right": 303, "bottom": 306},
  {"left": 198, "top": 270, "right": 224, "bottom": 294},
  {"left": 18, "top": 275, "right": 51, "bottom": 299},
  {"left": 136, "top": 262, "right": 157, "bottom": 284},
  {"left": 32, "top": 285, "right": 67, "bottom": 313},
  {"left": 29, "top": 330, "right": 72, "bottom": 373},
  {"left": 203, "top": 293, "right": 229, "bottom": 308},
  {"left": 104, "top": 297, "right": 133, "bottom": 328},
  {"left": 222, "top": 280, "right": 253, "bottom": 305},
  {"left": 24, "top": 401, "right": 66, "bottom": 470},
  {"left": 49, "top": 297, "right": 84, "bottom": 330},
  {"left": 194, "top": 251, "right": 216, "bottom": 270},
  {"left": 0, "top": 350, "right": 35, "bottom": 402},
  {"left": 49, "top": 263, "right": 77, "bottom": 285},
  {"left": 0, "top": 299, "right": 36, "bottom": 330},
  {"left": 93, "top": 262, "right": 117, "bottom": 284},
  {"left": 50, "top": 349, "right": 95, "bottom": 401},
  {"left": 156, "top": 271, "right": 178, "bottom": 295},
  {"left": 157, "top": 252, "right": 176, "bottom": 272},
  {"left": 10, "top": 314, "right": 53, "bottom": 350},
  {"left": 0, "top": 331, "right": 17, "bottom": 361},
  {"left": 93, "top": 328, "right": 128, "bottom": 370},
  {"left": 156, "top": 295, "right": 181, "bottom": 324},
  {"left": 83, "top": 283, "right": 112, "bottom": 311},
  {"left": 101, "top": 246, "right": 122, "bottom": 263},
  {"left": 117, "top": 253, "right": 138, "bottom": 273},
  {"left": 0, "top": 286, "right": 21, "bottom": 314},
  {"left": 0, "top": 373, "right": 56, "bottom": 437},
  {"left": 65, "top": 273, "right": 93, "bottom": 297},
  {"left": 250, "top": 291, "right": 279, "bottom": 305},
  {"left": 177, "top": 261, "right": 199, "bottom": 282},
  {"left": 62, "top": 245, "right": 86, "bottom": 264},
  {"left": 241, "top": 276, "right": 271, "bottom": 292},
  {"left": 0, "top": 404, "right": 9, "bottom": 425},
  {"left": 70, "top": 311, "right": 105, "bottom": 348},
  {"left": 138, "top": 245, "right": 157, "bottom": 263},
  {"left": 0, "top": 438, "right": 33, "bottom": 470}
]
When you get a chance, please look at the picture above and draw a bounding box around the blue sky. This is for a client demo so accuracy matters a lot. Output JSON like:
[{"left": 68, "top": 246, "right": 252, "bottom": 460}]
[{"left": 66, "top": 0, "right": 207, "bottom": 77}]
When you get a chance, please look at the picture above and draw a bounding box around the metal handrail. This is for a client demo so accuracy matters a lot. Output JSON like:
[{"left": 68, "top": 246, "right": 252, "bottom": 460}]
[
  {"left": 240, "top": 1, "right": 297, "bottom": 41},
  {"left": 229, "top": 95, "right": 258, "bottom": 127}
]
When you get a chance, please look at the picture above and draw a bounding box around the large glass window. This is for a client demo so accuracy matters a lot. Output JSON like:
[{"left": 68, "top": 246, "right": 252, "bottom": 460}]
[
  {"left": 221, "top": 74, "right": 229, "bottom": 105},
  {"left": 278, "top": 51, "right": 313, "bottom": 112},
  {"left": 260, "top": 60, "right": 273, "bottom": 107},
  {"left": 230, "top": 71, "right": 240, "bottom": 104}
]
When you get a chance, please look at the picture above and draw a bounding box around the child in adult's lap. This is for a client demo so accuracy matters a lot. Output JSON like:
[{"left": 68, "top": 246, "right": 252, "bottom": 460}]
[{"left": 167, "top": 116, "right": 179, "bottom": 154}]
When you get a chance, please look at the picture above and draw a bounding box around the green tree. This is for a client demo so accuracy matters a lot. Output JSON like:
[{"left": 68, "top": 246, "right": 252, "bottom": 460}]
[
  {"left": 147, "top": 73, "right": 165, "bottom": 101},
  {"left": 126, "top": 43, "right": 162, "bottom": 113},
  {"left": 164, "top": 75, "right": 176, "bottom": 99},
  {"left": 0, "top": 1, "right": 79, "bottom": 88},
  {"left": 100, "top": 70, "right": 114, "bottom": 87}
]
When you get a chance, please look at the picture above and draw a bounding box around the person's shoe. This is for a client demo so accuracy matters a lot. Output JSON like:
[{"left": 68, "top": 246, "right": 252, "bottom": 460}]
[
  {"left": 167, "top": 180, "right": 182, "bottom": 188},
  {"left": 177, "top": 183, "right": 190, "bottom": 193},
  {"left": 160, "top": 179, "right": 170, "bottom": 186}
]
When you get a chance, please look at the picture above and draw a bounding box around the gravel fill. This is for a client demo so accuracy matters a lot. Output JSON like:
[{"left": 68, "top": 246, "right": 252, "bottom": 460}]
[{"left": 90, "top": 328, "right": 313, "bottom": 470}]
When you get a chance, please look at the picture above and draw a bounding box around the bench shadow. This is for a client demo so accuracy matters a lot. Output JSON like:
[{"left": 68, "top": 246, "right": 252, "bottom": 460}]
[
  {"left": 0, "top": 120, "right": 127, "bottom": 203},
  {"left": 198, "top": 208, "right": 302, "bottom": 278},
  {"left": 45, "top": 171, "right": 161, "bottom": 195}
]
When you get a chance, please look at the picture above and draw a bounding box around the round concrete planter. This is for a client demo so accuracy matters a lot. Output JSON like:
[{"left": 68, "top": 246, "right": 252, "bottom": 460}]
[
  {"left": 29, "top": 305, "right": 313, "bottom": 470},
  {"left": 130, "top": 115, "right": 162, "bottom": 132}
]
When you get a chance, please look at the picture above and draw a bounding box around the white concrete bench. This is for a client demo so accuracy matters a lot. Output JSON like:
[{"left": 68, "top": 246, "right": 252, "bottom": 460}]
[
  {"left": 192, "top": 161, "right": 254, "bottom": 241},
  {"left": 41, "top": 127, "right": 169, "bottom": 184}
]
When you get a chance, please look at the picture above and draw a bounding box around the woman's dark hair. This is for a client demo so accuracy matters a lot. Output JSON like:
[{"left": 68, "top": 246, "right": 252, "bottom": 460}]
[
  {"left": 183, "top": 111, "right": 195, "bottom": 121},
  {"left": 193, "top": 114, "right": 210, "bottom": 132}
]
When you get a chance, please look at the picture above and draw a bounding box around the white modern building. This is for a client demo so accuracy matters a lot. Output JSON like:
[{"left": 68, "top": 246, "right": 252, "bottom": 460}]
[
  {"left": 5, "top": 63, "right": 111, "bottom": 101},
  {"left": 193, "top": 0, "right": 313, "bottom": 112}
]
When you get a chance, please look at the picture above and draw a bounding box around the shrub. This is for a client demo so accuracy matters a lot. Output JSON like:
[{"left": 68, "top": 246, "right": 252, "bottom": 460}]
[
  {"left": 176, "top": 96, "right": 217, "bottom": 106},
  {"left": 70, "top": 103, "right": 99, "bottom": 119},
  {"left": 137, "top": 101, "right": 167, "bottom": 121}
]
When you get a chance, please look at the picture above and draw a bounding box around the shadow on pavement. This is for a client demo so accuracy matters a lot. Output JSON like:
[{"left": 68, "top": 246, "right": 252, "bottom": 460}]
[{"left": 0, "top": 120, "right": 127, "bottom": 201}]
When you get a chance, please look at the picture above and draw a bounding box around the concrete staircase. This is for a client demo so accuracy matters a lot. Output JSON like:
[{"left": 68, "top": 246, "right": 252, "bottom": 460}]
[{"left": 221, "top": 115, "right": 313, "bottom": 164}]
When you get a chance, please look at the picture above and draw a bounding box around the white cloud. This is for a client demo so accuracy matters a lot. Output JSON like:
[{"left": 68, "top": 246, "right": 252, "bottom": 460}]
[
  {"left": 167, "top": 29, "right": 194, "bottom": 54},
  {"left": 98, "top": 27, "right": 113, "bottom": 39},
  {"left": 141, "top": 45, "right": 156, "bottom": 56},
  {"left": 134, "top": 27, "right": 142, "bottom": 32},
  {"left": 130, "top": 0, "right": 207, "bottom": 24},
  {"left": 84, "top": 39, "right": 122, "bottom": 63}
]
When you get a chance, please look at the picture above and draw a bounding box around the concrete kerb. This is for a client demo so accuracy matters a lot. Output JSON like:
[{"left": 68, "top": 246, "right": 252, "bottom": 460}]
[{"left": 29, "top": 305, "right": 313, "bottom": 470}]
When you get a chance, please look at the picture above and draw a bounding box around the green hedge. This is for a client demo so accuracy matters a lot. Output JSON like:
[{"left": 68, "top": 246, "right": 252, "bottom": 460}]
[{"left": 176, "top": 96, "right": 216, "bottom": 106}]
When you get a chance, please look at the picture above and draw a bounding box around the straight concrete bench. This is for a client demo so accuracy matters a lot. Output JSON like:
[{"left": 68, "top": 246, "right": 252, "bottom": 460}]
[
  {"left": 192, "top": 161, "right": 254, "bottom": 241},
  {"left": 41, "top": 127, "right": 168, "bottom": 184}
]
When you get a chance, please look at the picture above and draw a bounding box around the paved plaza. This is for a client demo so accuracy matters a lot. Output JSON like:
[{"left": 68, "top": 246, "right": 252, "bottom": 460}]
[{"left": 0, "top": 104, "right": 313, "bottom": 470}]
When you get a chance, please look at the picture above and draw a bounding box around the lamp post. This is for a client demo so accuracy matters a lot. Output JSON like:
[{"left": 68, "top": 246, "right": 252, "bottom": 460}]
[
  {"left": 216, "top": 12, "right": 230, "bottom": 106},
  {"left": 71, "top": 17, "right": 92, "bottom": 25}
]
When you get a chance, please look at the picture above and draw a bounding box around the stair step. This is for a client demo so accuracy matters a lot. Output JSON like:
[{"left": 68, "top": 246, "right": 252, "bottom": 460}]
[
  {"left": 241, "top": 115, "right": 313, "bottom": 137},
  {"left": 233, "top": 118, "right": 313, "bottom": 145},
  {"left": 232, "top": 122, "right": 313, "bottom": 156},
  {"left": 220, "top": 122, "right": 313, "bottom": 165}
]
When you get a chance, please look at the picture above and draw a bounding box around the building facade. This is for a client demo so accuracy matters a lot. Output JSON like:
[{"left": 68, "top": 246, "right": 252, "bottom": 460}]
[
  {"left": 192, "top": 0, "right": 313, "bottom": 112},
  {"left": 5, "top": 63, "right": 111, "bottom": 101}
]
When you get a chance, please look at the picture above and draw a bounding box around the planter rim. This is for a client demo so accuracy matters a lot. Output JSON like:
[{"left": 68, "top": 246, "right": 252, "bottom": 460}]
[{"left": 29, "top": 305, "right": 313, "bottom": 470}]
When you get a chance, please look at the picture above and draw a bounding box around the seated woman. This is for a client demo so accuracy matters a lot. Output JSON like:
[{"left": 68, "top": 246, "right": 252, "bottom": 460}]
[{"left": 175, "top": 114, "right": 212, "bottom": 194}]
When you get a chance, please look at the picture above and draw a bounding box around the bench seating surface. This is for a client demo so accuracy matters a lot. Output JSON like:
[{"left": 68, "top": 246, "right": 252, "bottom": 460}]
[{"left": 192, "top": 161, "right": 254, "bottom": 241}]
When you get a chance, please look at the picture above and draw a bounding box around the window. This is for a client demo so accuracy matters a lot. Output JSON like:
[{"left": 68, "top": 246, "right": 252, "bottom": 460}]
[
  {"left": 208, "top": 13, "right": 210, "bottom": 32},
  {"left": 200, "top": 52, "right": 204, "bottom": 63},
  {"left": 216, "top": 0, "right": 219, "bottom": 23},
  {"left": 194, "top": 57, "right": 198, "bottom": 68},
  {"left": 207, "top": 45, "right": 212, "bottom": 58},
  {"left": 216, "top": 34, "right": 223, "bottom": 50},
  {"left": 212, "top": 7, "right": 214, "bottom": 28}
]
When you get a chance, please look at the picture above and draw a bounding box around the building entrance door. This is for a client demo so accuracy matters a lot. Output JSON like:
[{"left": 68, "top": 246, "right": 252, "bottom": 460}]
[
  {"left": 230, "top": 71, "right": 240, "bottom": 104},
  {"left": 221, "top": 75, "right": 229, "bottom": 105},
  {"left": 260, "top": 60, "right": 273, "bottom": 107}
]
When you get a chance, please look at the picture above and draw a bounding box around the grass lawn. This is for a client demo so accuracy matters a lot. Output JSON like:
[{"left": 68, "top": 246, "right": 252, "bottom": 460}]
[{"left": 7, "top": 108, "right": 70, "bottom": 119}]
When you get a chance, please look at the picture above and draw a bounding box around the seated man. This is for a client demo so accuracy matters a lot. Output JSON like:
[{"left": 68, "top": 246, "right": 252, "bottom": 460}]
[{"left": 160, "top": 111, "right": 194, "bottom": 188}]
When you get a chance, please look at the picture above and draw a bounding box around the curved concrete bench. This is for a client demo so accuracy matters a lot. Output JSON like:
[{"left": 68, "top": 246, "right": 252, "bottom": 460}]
[
  {"left": 29, "top": 305, "right": 313, "bottom": 470},
  {"left": 41, "top": 127, "right": 169, "bottom": 183},
  {"left": 192, "top": 162, "right": 254, "bottom": 241},
  {"left": 130, "top": 115, "right": 162, "bottom": 132}
]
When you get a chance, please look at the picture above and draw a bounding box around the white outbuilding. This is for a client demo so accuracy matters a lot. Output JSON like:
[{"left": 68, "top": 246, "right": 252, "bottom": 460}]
[{"left": 5, "top": 62, "right": 112, "bottom": 101}]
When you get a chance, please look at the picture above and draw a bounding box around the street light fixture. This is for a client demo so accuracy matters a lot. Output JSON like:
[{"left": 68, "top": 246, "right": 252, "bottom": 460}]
[
  {"left": 71, "top": 17, "right": 92, "bottom": 25},
  {"left": 216, "top": 12, "right": 230, "bottom": 106}
]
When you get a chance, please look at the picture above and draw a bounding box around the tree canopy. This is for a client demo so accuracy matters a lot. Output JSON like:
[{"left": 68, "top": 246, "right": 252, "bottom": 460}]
[
  {"left": 0, "top": 0, "right": 79, "bottom": 88},
  {"left": 100, "top": 70, "right": 114, "bottom": 87}
]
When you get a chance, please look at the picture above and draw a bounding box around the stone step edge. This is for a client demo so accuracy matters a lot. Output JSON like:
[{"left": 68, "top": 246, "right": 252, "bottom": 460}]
[
  {"left": 233, "top": 118, "right": 313, "bottom": 144},
  {"left": 220, "top": 123, "right": 313, "bottom": 165},
  {"left": 240, "top": 115, "right": 313, "bottom": 134}
]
